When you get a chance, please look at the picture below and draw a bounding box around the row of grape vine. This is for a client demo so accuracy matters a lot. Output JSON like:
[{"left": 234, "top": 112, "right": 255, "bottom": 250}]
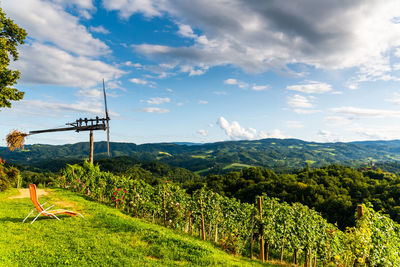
[{"left": 57, "top": 162, "right": 400, "bottom": 266}]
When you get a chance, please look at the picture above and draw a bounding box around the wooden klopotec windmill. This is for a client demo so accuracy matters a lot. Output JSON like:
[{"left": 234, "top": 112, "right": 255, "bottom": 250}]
[{"left": 28, "top": 80, "right": 110, "bottom": 164}]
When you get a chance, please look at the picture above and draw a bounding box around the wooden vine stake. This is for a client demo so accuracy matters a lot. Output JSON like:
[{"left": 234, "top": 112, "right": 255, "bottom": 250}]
[
  {"left": 163, "top": 185, "right": 167, "bottom": 227},
  {"left": 257, "top": 196, "right": 265, "bottom": 262},
  {"left": 199, "top": 194, "right": 206, "bottom": 240},
  {"left": 357, "top": 204, "right": 364, "bottom": 220},
  {"left": 249, "top": 214, "right": 255, "bottom": 259},
  {"left": 214, "top": 222, "right": 218, "bottom": 243}
]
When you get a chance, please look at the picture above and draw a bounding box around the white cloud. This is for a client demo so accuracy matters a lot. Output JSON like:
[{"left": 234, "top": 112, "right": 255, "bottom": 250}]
[
  {"left": 318, "top": 130, "right": 331, "bottom": 139},
  {"left": 78, "top": 9, "right": 93, "bottom": 20},
  {"left": 77, "top": 88, "right": 102, "bottom": 99},
  {"left": 267, "top": 129, "right": 287, "bottom": 139},
  {"left": 8, "top": 97, "right": 119, "bottom": 118},
  {"left": 216, "top": 116, "right": 286, "bottom": 140},
  {"left": 129, "top": 63, "right": 177, "bottom": 79},
  {"left": 353, "top": 126, "right": 400, "bottom": 140},
  {"left": 143, "top": 97, "right": 171, "bottom": 105},
  {"left": 287, "top": 94, "right": 313, "bottom": 108},
  {"left": 124, "top": 61, "right": 143, "bottom": 68},
  {"left": 197, "top": 129, "right": 208, "bottom": 136},
  {"left": 102, "top": 0, "right": 162, "bottom": 19},
  {"left": 293, "top": 109, "right": 321, "bottom": 114},
  {"left": 21, "top": 100, "right": 102, "bottom": 115},
  {"left": 387, "top": 91, "right": 400, "bottom": 105},
  {"left": 317, "top": 130, "right": 339, "bottom": 142},
  {"left": 285, "top": 121, "right": 304, "bottom": 129},
  {"left": 198, "top": 100, "right": 208, "bottom": 104},
  {"left": 123, "top": 0, "right": 400, "bottom": 81},
  {"left": 14, "top": 43, "right": 124, "bottom": 88},
  {"left": 3, "top": 0, "right": 124, "bottom": 89},
  {"left": 90, "top": 25, "right": 110, "bottom": 34},
  {"left": 224, "top": 78, "right": 238, "bottom": 85},
  {"left": 137, "top": 107, "right": 170, "bottom": 114},
  {"left": 287, "top": 81, "right": 332, "bottom": 94},
  {"left": 106, "top": 80, "right": 125, "bottom": 91},
  {"left": 177, "top": 23, "right": 198, "bottom": 39},
  {"left": 3, "top": 0, "right": 109, "bottom": 57},
  {"left": 323, "top": 116, "right": 353, "bottom": 126},
  {"left": 130, "top": 78, "right": 152, "bottom": 85},
  {"left": 252, "top": 84, "right": 269, "bottom": 91},
  {"left": 180, "top": 65, "right": 209, "bottom": 76},
  {"left": 342, "top": 124, "right": 400, "bottom": 141},
  {"left": 51, "top": 0, "right": 95, "bottom": 10},
  {"left": 224, "top": 78, "right": 248, "bottom": 89},
  {"left": 217, "top": 116, "right": 258, "bottom": 140},
  {"left": 330, "top": 106, "right": 400, "bottom": 118}
]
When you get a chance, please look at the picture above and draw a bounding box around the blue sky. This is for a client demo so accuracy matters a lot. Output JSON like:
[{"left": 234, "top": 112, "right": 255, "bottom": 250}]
[{"left": 2, "top": 0, "right": 400, "bottom": 145}]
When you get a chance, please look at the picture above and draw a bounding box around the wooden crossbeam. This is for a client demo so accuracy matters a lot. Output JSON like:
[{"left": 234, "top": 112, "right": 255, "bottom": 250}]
[{"left": 29, "top": 123, "right": 106, "bottom": 135}]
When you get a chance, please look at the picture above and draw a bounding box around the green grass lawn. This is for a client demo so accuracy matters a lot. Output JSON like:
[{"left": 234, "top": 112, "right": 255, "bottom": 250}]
[{"left": 0, "top": 188, "right": 274, "bottom": 266}]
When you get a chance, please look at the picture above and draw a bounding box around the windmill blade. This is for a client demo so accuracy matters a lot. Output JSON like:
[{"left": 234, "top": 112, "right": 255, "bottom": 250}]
[
  {"left": 103, "top": 79, "right": 110, "bottom": 156},
  {"left": 103, "top": 79, "right": 109, "bottom": 119}
]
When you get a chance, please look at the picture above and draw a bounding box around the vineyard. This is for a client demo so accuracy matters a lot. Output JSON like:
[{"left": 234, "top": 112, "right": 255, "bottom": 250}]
[{"left": 59, "top": 162, "right": 400, "bottom": 266}]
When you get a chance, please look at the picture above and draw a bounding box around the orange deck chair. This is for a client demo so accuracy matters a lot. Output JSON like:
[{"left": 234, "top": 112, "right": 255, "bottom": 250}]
[{"left": 23, "top": 184, "right": 84, "bottom": 224}]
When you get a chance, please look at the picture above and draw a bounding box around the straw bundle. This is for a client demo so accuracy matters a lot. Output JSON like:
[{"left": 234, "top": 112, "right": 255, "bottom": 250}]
[{"left": 6, "top": 130, "right": 28, "bottom": 151}]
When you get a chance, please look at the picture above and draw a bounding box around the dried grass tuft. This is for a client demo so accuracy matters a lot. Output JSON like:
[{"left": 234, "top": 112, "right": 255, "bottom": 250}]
[{"left": 6, "top": 130, "right": 28, "bottom": 151}]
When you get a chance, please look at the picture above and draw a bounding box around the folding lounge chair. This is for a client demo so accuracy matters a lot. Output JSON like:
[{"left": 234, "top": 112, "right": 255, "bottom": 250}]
[{"left": 23, "top": 184, "right": 84, "bottom": 224}]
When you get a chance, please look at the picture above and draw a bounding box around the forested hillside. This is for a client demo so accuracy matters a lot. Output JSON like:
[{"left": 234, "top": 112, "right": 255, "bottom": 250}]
[
  {"left": 3, "top": 138, "right": 400, "bottom": 174},
  {"left": 194, "top": 165, "right": 400, "bottom": 229}
]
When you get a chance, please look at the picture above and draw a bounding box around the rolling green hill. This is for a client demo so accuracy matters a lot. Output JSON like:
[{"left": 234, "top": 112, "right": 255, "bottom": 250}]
[{"left": 3, "top": 138, "right": 400, "bottom": 173}]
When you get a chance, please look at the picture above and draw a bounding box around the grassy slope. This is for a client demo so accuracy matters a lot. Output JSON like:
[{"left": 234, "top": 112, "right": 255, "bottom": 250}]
[{"left": 0, "top": 189, "right": 273, "bottom": 267}]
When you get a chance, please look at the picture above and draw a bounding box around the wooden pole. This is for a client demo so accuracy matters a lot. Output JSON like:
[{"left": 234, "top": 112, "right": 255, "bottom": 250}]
[
  {"left": 304, "top": 248, "right": 308, "bottom": 267},
  {"left": 357, "top": 204, "right": 364, "bottom": 220},
  {"left": 89, "top": 130, "right": 94, "bottom": 164},
  {"left": 163, "top": 186, "right": 167, "bottom": 227},
  {"left": 214, "top": 222, "right": 218, "bottom": 243},
  {"left": 250, "top": 215, "right": 255, "bottom": 259},
  {"left": 257, "top": 196, "right": 264, "bottom": 262},
  {"left": 209, "top": 221, "right": 212, "bottom": 240},
  {"left": 188, "top": 211, "right": 193, "bottom": 235},
  {"left": 199, "top": 194, "right": 206, "bottom": 240}
]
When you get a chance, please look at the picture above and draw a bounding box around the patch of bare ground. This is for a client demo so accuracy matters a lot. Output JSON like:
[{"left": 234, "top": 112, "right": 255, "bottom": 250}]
[{"left": 8, "top": 188, "right": 48, "bottom": 199}]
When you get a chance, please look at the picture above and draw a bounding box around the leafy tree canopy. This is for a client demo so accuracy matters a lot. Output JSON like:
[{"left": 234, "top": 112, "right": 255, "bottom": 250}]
[{"left": 0, "top": 5, "right": 27, "bottom": 108}]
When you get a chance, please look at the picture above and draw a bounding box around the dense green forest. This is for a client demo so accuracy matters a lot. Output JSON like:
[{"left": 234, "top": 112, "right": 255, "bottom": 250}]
[
  {"left": 197, "top": 165, "right": 400, "bottom": 229},
  {"left": 3, "top": 138, "right": 400, "bottom": 174}
]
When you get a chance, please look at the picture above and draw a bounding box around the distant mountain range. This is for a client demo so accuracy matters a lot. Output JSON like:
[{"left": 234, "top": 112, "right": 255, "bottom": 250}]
[{"left": 2, "top": 138, "right": 400, "bottom": 174}]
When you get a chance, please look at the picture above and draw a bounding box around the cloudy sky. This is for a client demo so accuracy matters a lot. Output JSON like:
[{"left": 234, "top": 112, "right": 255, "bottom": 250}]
[{"left": 2, "top": 0, "right": 400, "bottom": 145}]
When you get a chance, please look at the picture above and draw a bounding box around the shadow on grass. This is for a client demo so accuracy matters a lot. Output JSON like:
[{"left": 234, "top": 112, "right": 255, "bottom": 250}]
[
  {"left": 0, "top": 216, "right": 24, "bottom": 223},
  {"left": 0, "top": 214, "right": 82, "bottom": 224}
]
